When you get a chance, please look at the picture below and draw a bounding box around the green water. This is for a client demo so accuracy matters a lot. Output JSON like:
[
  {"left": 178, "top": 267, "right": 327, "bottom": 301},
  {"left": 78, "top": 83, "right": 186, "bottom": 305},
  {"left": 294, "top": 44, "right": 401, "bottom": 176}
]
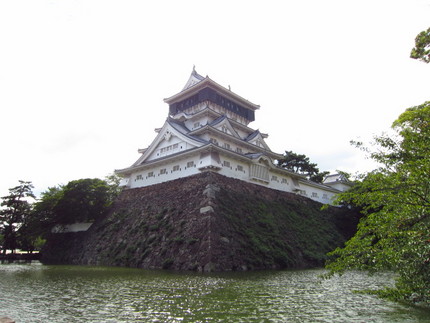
[{"left": 0, "top": 262, "right": 429, "bottom": 322}]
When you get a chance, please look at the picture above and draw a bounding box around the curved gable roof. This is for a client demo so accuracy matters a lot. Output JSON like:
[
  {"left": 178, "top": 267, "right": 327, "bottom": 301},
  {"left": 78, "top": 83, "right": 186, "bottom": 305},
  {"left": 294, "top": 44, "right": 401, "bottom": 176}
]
[
  {"left": 208, "top": 115, "right": 241, "bottom": 138},
  {"left": 167, "top": 118, "right": 208, "bottom": 144},
  {"left": 132, "top": 119, "right": 208, "bottom": 166},
  {"left": 245, "top": 130, "right": 271, "bottom": 151}
]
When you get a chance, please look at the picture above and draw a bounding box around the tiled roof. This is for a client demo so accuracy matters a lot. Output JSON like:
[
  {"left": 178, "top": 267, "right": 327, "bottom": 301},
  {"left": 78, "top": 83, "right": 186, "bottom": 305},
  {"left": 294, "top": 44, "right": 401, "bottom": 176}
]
[
  {"left": 167, "top": 118, "right": 208, "bottom": 144},
  {"left": 245, "top": 130, "right": 261, "bottom": 142},
  {"left": 208, "top": 115, "right": 228, "bottom": 126}
]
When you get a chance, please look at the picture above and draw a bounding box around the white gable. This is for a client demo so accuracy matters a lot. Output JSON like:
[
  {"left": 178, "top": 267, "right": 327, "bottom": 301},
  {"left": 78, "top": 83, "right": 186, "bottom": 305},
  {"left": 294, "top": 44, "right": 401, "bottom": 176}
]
[
  {"left": 182, "top": 67, "right": 205, "bottom": 91},
  {"left": 133, "top": 120, "right": 205, "bottom": 165},
  {"left": 212, "top": 117, "right": 241, "bottom": 139},
  {"left": 247, "top": 132, "right": 271, "bottom": 151}
]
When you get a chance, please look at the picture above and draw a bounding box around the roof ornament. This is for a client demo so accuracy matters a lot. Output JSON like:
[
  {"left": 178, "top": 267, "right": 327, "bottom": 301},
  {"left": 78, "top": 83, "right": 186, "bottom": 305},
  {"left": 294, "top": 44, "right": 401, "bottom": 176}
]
[{"left": 164, "top": 131, "right": 172, "bottom": 141}]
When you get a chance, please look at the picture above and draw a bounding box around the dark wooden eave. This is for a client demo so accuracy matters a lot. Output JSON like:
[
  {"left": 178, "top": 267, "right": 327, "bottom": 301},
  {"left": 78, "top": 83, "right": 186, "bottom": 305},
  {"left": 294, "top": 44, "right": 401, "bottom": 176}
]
[{"left": 164, "top": 78, "right": 260, "bottom": 122}]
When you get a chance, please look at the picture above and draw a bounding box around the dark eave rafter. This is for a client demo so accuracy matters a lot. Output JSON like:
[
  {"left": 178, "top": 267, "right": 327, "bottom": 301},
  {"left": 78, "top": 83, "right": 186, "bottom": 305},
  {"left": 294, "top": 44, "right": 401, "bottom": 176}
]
[{"left": 164, "top": 77, "right": 260, "bottom": 111}]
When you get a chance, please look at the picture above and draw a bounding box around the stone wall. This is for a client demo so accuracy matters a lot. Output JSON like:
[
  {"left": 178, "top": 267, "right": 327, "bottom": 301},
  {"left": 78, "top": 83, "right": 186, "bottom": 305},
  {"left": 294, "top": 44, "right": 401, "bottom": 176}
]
[{"left": 41, "top": 172, "right": 359, "bottom": 271}]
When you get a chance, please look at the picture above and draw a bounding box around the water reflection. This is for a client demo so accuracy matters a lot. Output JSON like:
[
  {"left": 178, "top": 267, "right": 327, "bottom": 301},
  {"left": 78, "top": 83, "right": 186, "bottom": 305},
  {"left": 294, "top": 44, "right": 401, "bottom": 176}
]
[{"left": 0, "top": 262, "right": 428, "bottom": 322}]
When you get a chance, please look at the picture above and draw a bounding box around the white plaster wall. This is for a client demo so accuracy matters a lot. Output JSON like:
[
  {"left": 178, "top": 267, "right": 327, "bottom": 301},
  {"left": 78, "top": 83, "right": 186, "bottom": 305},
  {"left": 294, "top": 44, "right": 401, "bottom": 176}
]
[
  {"left": 51, "top": 222, "right": 93, "bottom": 233},
  {"left": 126, "top": 154, "right": 339, "bottom": 204},
  {"left": 185, "top": 116, "right": 210, "bottom": 130},
  {"left": 199, "top": 133, "right": 212, "bottom": 142},
  {"left": 217, "top": 156, "right": 249, "bottom": 181},
  {"left": 198, "top": 152, "right": 218, "bottom": 169},
  {"left": 326, "top": 182, "right": 351, "bottom": 192},
  {"left": 266, "top": 173, "right": 294, "bottom": 193},
  {"left": 146, "top": 138, "right": 192, "bottom": 162},
  {"left": 235, "top": 128, "right": 252, "bottom": 140},
  {"left": 298, "top": 183, "right": 337, "bottom": 204},
  {"left": 130, "top": 156, "right": 201, "bottom": 189}
]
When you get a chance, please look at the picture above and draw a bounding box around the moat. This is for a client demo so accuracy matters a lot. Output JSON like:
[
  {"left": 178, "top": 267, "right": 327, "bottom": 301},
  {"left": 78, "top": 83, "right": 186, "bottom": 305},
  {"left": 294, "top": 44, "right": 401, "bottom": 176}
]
[{"left": 1, "top": 262, "right": 429, "bottom": 322}]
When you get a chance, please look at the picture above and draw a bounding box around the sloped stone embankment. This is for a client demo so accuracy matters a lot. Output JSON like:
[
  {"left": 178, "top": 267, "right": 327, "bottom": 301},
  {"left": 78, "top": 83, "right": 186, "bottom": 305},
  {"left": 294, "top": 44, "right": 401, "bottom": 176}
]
[{"left": 41, "top": 172, "right": 358, "bottom": 271}]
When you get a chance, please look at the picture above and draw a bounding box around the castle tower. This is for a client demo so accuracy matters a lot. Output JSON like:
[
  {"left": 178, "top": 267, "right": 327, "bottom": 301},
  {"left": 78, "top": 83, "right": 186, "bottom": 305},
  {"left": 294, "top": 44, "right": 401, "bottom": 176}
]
[{"left": 116, "top": 68, "right": 343, "bottom": 203}]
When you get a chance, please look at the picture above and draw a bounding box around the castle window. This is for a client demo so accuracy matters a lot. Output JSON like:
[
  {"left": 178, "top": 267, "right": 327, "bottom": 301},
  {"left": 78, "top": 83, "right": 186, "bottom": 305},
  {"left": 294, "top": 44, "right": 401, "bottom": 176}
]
[
  {"left": 223, "top": 143, "right": 231, "bottom": 150},
  {"left": 210, "top": 138, "right": 218, "bottom": 145},
  {"left": 160, "top": 168, "right": 167, "bottom": 175},
  {"left": 236, "top": 147, "right": 243, "bottom": 154},
  {"left": 187, "top": 161, "right": 194, "bottom": 168},
  {"left": 148, "top": 171, "right": 154, "bottom": 177},
  {"left": 160, "top": 143, "right": 179, "bottom": 155},
  {"left": 271, "top": 175, "right": 278, "bottom": 182},
  {"left": 173, "top": 165, "right": 180, "bottom": 172},
  {"left": 136, "top": 174, "right": 143, "bottom": 180},
  {"left": 194, "top": 122, "right": 200, "bottom": 129},
  {"left": 312, "top": 192, "right": 318, "bottom": 198},
  {"left": 295, "top": 189, "right": 306, "bottom": 196},
  {"left": 281, "top": 178, "right": 289, "bottom": 184},
  {"left": 237, "top": 165, "right": 243, "bottom": 172},
  {"left": 223, "top": 161, "right": 231, "bottom": 167},
  {"left": 221, "top": 126, "right": 228, "bottom": 133}
]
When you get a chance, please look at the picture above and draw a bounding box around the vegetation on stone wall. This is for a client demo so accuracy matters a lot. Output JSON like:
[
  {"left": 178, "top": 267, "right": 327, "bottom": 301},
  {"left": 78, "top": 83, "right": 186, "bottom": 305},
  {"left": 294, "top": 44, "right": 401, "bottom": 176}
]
[{"left": 215, "top": 185, "right": 358, "bottom": 269}]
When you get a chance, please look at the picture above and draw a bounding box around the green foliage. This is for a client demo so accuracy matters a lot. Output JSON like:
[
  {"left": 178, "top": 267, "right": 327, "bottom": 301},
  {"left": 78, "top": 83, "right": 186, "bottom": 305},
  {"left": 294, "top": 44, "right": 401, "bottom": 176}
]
[
  {"left": 277, "top": 150, "right": 329, "bottom": 183},
  {"left": 104, "top": 173, "right": 123, "bottom": 199},
  {"left": 54, "top": 178, "right": 113, "bottom": 224},
  {"left": 26, "top": 186, "right": 63, "bottom": 236},
  {"left": 326, "top": 102, "right": 430, "bottom": 305},
  {"left": 335, "top": 170, "right": 352, "bottom": 181},
  {"left": 33, "top": 236, "right": 46, "bottom": 250},
  {"left": 31, "top": 178, "right": 120, "bottom": 236},
  {"left": 410, "top": 27, "right": 430, "bottom": 63},
  {"left": 0, "top": 181, "right": 35, "bottom": 254}
]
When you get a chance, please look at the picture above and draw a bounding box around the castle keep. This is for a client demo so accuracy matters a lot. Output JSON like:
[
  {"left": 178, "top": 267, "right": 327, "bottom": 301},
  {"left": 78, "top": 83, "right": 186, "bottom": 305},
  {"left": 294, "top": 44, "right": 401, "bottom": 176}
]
[{"left": 116, "top": 68, "right": 350, "bottom": 203}]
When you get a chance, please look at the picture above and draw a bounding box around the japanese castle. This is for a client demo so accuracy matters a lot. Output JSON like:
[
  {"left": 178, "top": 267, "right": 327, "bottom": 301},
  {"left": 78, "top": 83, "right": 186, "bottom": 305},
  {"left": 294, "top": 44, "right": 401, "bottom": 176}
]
[{"left": 116, "top": 68, "right": 351, "bottom": 203}]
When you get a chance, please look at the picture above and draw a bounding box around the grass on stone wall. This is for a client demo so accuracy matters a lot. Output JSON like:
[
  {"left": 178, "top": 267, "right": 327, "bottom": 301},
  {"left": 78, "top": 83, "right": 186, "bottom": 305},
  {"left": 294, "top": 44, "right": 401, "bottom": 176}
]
[{"left": 216, "top": 188, "right": 348, "bottom": 269}]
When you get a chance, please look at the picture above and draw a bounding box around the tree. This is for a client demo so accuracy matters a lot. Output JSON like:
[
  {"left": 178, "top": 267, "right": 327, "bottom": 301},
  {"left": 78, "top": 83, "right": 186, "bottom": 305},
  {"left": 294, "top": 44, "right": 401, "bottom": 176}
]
[
  {"left": 277, "top": 150, "right": 329, "bottom": 183},
  {"left": 104, "top": 173, "right": 123, "bottom": 200},
  {"left": 410, "top": 27, "right": 430, "bottom": 63},
  {"left": 326, "top": 102, "right": 430, "bottom": 305},
  {"left": 17, "top": 177, "right": 120, "bottom": 249},
  {"left": 29, "top": 178, "right": 120, "bottom": 237},
  {"left": 53, "top": 178, "right": 114, "bottom": 224},
  {"left": 0, "top": 181, "right": 35, "bottom": 254},
  {"left": 16, "top": 187, "right": 62, "bottom": 253}
]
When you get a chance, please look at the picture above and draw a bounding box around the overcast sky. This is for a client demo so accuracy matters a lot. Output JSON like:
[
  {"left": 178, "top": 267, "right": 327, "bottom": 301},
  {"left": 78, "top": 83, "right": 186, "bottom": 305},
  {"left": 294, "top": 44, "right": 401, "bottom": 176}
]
[{"left": 1, "top": 0, "right": 429, "bottom": 197}]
